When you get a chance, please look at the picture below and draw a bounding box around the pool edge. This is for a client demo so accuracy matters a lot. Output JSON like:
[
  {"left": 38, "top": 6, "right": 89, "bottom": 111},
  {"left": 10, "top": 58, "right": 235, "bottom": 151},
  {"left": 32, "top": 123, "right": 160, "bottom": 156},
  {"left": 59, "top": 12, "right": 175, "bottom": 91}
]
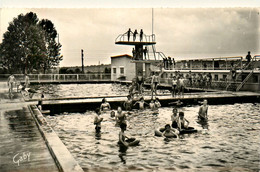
[{"left": 27, "top": 105, "right": 84, "bottom": 172}]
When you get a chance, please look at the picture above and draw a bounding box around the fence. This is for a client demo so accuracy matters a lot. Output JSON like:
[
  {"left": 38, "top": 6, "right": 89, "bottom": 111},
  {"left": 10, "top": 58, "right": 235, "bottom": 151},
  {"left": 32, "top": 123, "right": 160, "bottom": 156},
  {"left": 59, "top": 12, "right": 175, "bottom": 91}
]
[
  {"left": 157, "top": 77, "right": 240, "bottom": 91},
  {"left": 115, "top": 33, "right": 156, "bottom": 43},
  {"left": 0, "top": 73, "right": 111, "bottom": 82}
]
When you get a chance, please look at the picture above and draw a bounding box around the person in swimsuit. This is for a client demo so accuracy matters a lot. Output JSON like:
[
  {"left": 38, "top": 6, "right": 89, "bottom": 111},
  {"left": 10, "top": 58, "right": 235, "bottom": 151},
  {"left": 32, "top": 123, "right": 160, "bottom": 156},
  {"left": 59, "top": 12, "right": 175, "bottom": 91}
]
[
  {"left": 124, "top": 95, "right": 133, "bottom": 111},
  {"left": 149, "top": 99, "right": 156, "bottom": 111},
  {"left": 163, "top": 124, "right": 179, "bottom": 138},
  {"left": 178, "top": 112, "right": 190, "bottom": 130},
  {"left": 127, "top": 28, "right": 132, "bottom": 42},
  {"left": 118, "top": 123, "right": 139, "bottom": 147},
  {"left": 24, "top": 74, "right": 30, "bottom": 88},
  {"left": 133, "top": 29, "right": 138, "bottom": 42},
  {"left": 136, "top": 73, "right": 144, "bottom": 95},
  {"left": 94, "top": 108, "right": 103, "bottom": 133},
  {"left": 154, "top": 98, "right": 161, "bottom": 110},
  {"left": 171, "top": 107, "right": 180, "bottom": 129},
  {"left": 140, "top": 29, "right": 143, "bottom": 42},
  {"left": 134, "top": 97, "right": 148, "bottom": 110},
  {"left": 7, "top": 74, "right": 16, "bottom": 96},
  {"left": 115, "top": 106, "right": 127, "bottom": 127},
  {"left": 198, "top": 99, "right": 208, "bottom": 121},
  {"left": 151, "top": 73, "right": 159, "bottom": 96},
  {"left": 100, "top": 98, "right": 111, "bottom": 112},
  {"left": 178, "top": 76, "right": 185, "bottom": 97},
  {"left": 172, "top": 76, "right": 178, "bottom": 97}
]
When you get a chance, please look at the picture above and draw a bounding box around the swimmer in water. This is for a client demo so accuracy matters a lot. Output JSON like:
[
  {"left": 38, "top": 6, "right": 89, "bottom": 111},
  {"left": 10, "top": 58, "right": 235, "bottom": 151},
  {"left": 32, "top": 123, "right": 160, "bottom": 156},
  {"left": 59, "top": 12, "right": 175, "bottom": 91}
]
[
  {"left": 94, "top": 108, "right": 103, "bottom": 133},
  {"left": 124, "top": 95, "right": 133, "bottom": 111},
  {"left": 118, "top": 123, "right": 139, "bottom": 147},
  {"left": 100, "top": 98, "right": 111, "bottom": 112},
  {"left": 118, "top": 123, "right": 130, "bottom": 147},
  {"left": 171, "top": 107, "right": 180, "bottom": 129},
  {"left": 134, "top": 97, "right": 148, "bottom": 110},
  {"left": 178, "top": 112, "right": 190, "bottom": 130},
  {"left": 115, "top": 106, "right": 127, "bottom": 127},
  {"left": 149, "top": 99, "right": 156, "bottom": 110},
  {"left": 198, "top": 99, "right": 208, "bottom": 121},
  {"left": 154, "top": 98, "right": 161, "bottom": 110},
  {"left": 163, "top": 124, "right": 179, "bottom": 138}
]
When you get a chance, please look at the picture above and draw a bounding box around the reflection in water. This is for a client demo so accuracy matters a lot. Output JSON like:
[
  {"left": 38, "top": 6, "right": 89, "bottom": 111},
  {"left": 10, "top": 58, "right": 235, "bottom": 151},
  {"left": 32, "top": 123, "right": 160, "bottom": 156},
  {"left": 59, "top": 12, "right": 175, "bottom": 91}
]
[
  {"left": 197, "top": 119, "right": 209, "bottom": 129},
  {"left": 45, "top": 102, "right": 260, "bottom": 172},
  {"left": 118, "top": 147, "right": 127, "bottom": 164}
]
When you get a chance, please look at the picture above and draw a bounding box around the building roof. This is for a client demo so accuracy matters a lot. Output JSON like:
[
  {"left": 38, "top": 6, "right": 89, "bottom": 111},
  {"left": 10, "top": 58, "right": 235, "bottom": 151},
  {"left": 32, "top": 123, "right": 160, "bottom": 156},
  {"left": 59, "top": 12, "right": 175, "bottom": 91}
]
[{"left": 111, "top": 54, "right": 133, "bottom": 59}]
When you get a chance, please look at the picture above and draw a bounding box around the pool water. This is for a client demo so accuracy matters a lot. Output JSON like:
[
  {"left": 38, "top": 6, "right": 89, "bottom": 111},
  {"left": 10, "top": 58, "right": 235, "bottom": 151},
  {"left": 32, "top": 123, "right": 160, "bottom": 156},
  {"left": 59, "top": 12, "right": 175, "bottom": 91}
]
[
  {"left": 31, "top": 83, "right": 169, "bottom": 99},
  {"left": 45, "top": 103, "right": 260, "bottom": 172}
]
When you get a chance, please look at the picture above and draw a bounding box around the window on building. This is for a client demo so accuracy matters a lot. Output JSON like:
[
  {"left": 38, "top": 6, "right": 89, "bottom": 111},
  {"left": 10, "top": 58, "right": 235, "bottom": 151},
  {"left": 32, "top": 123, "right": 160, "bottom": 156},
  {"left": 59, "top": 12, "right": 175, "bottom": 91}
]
[
  {"left": 113, "top": 68, "right": 116, "bottom": 74},
  {"left": 120, "top": 67, "right": 124, "bottom": 74}
]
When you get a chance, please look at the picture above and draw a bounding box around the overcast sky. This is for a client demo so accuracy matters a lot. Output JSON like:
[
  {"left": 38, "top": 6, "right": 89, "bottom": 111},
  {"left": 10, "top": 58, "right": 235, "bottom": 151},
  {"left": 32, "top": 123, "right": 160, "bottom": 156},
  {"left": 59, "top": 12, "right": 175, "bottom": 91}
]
[{"left": 0, "top": 7, "right": 259, "bottom": 66}]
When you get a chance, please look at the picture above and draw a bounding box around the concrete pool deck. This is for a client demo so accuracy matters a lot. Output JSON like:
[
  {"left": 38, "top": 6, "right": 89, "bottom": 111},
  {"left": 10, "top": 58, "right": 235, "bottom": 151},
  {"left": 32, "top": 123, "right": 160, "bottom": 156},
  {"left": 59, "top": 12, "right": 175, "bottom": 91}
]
[
  {"left": 39, "top": 91, "right": 260, "bottom": 114},
  {"left": 0, "top": 84, "right": 84, "bottom": 172}
]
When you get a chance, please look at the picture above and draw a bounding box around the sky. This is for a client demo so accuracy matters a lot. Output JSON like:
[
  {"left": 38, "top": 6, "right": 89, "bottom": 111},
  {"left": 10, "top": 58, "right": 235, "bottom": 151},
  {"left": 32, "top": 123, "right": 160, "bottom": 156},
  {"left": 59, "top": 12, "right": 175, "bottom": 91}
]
[{"left": 0, "top": 1, "right": 259, "bottom": 67}]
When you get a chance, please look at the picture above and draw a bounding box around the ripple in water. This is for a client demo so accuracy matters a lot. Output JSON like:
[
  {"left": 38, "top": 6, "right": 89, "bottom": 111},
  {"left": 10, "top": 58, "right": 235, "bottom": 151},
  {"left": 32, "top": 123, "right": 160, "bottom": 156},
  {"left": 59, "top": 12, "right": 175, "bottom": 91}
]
[{"left": 44, "top": 103, "right": 260, "bottom": 172}]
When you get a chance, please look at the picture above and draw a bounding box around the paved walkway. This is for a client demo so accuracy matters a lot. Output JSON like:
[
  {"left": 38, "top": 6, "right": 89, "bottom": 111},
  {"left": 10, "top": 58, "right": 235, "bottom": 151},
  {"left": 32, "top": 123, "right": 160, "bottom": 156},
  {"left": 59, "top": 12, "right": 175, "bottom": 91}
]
[{"left": 0, "top": 86, "right": 59, "bottom": 172}]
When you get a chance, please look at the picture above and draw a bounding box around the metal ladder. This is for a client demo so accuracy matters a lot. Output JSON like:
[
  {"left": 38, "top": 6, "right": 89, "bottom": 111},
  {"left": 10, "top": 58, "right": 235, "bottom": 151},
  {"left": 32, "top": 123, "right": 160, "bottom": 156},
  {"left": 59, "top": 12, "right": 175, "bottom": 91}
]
[{"left": 236, "top": 70, "right": 254, "bottom": 91}]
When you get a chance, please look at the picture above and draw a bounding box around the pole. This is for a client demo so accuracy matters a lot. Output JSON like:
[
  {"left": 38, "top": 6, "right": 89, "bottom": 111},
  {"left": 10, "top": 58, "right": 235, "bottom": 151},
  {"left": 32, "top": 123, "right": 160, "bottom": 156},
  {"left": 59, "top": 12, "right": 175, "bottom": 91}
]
[
  {"left": 152, "top": 8, "right": 154, "bottom": 36},
  {"left": 81, "top": 49, "right": 84, "bottom": 73}
]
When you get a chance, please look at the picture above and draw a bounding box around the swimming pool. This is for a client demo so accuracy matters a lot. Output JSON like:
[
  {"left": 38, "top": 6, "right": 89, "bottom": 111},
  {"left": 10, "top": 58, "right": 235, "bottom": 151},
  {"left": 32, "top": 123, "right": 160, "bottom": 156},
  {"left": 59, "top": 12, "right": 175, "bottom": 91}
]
[
  {"left": 45, "top": 103, "right": 260, "bottom": 172},
  {"left": 30, "top": 83, "right": 170, "bottom": 99}
]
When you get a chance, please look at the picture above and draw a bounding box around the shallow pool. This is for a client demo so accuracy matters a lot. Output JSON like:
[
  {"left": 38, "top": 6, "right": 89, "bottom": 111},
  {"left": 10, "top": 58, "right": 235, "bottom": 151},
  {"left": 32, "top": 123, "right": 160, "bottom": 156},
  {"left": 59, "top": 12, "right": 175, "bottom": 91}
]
[
  {"left": 31, "top": 83, "right": 170, "bottom": 99},
  {"left": 45, "top": 103, "right": 260, "bottom": 172}
]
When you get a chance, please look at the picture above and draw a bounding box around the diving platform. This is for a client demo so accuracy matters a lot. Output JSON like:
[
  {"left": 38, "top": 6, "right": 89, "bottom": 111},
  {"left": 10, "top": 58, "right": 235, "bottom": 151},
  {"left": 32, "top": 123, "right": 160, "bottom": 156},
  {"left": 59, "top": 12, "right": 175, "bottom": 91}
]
[{"left": 115, "top": 41, "right": 156, "bottom": 46}]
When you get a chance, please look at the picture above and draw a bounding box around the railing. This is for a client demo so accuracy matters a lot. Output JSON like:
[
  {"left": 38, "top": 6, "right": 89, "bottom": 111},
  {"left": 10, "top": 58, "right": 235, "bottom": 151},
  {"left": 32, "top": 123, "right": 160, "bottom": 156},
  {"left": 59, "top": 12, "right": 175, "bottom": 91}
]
[
  {"left": 168, "top": 55, "right": 260, "bottom": 71},
  {"left": 115, "top": 33, "right": 155, "bottom": 43},
  {"left": 0, "top": 74, "right": 111, "bottom": 83},
  {"left": 157, "top": 77, "right": 235, "bottom": 91},
  {"left": 236, "top": 70, "right": 254, "bottom": 91}
]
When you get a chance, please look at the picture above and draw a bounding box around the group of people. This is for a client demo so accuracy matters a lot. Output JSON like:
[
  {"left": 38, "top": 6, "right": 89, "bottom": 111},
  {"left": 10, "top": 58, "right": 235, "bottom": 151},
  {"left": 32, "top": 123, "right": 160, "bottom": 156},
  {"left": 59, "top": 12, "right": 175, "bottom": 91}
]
[
  {"left": 132, "top": 47, "right": 149, "bottom": 60},
  {"left": 94, "top": 95, "right": 162, "bottom": 147},
  {"left": 163, "top": 57, "right": 175, "bottom": 70},
  {"left": 162, "top": 99, "right": 208, "bottom": 138},
  {"left": 126, "top": 28, "right": 144, "bottom": 42},
  {"left": 7, "top": 74, "right": 33, "bottom": 98},
  {"left": 95, "top": 96, "right": 209, "bottom": 143}
]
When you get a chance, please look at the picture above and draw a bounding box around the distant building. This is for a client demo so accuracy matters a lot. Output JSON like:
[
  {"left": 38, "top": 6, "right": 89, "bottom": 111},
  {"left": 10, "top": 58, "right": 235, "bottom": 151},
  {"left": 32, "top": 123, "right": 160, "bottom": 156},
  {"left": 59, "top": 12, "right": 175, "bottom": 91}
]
[{"left": 111, "top": 54, "right": 135, "bottom": 81}]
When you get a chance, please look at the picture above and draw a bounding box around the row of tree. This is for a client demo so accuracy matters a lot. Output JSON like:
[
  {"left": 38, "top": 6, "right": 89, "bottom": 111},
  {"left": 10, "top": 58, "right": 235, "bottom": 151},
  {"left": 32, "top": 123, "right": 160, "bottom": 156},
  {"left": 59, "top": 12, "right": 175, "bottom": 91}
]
[{"left": 0, "top": 12, "right": 63, "bottom": 74}]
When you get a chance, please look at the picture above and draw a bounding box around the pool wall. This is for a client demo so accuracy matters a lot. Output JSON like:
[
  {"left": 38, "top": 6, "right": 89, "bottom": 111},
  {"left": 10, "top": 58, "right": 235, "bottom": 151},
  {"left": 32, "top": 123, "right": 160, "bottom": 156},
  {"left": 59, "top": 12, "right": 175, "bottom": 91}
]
[
  {"left": 41, "top": 93, "right": 260, "bottom": 114},
  {"left": 28, "top": 105, "right": 84, "bottom": 172}
]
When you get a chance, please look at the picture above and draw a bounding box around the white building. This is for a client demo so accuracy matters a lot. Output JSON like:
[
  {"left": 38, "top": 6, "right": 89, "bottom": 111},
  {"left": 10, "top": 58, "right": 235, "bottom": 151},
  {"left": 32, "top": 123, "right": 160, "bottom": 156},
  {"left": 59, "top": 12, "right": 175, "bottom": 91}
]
[{"left": 111, "top": 54, "right": 135, "bottom": 81}]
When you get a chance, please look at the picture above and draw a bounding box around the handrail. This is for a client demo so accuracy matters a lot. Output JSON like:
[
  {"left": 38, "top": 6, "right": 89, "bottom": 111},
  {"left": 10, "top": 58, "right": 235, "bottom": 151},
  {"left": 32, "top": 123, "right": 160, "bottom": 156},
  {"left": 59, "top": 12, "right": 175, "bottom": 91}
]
[
  {"left": 115, "top": 32, "right": 156, "bottom": 43},
  {"left": 236, "top": 70, "right": 254, "bottom": 91}
]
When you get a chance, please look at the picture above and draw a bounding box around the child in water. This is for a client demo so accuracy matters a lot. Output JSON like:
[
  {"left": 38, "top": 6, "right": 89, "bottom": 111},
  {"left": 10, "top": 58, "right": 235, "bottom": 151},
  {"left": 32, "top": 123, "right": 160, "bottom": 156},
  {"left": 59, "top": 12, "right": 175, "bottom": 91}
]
[
  {"left": 178, "top": 112, "right": 190, "bottom": 130},
  {"left": 154, "top": 98, "right": 161, "bottom": 109},
  {"left": 163, "top": 124, "right": 179, "bottom": 138},
  {"left": 115, "top": 106, "right": 127, "bottom": 127},
  {"left": 124, "top": 95, "right": 133, "bottom": 111},
  {"left": 198, "top": 99, "right": 208, "bottom": 121},
  {"left": 94, "top": 108, "right": 103, "bottom": 133},
  {"left": 100, "top": 98, "right": 111, "bottom": 112},
  {"left": 134, "top": 97, "right": 148, "bottom": 110},
  {"left": 149, "top": 99, "right": 156, "bottom": 110},
  {"left": 119, "top": 123, "right": 139, "bottom": 147},
  {"left": 171, "top": 107, "right": 180, "bottom": 129}
]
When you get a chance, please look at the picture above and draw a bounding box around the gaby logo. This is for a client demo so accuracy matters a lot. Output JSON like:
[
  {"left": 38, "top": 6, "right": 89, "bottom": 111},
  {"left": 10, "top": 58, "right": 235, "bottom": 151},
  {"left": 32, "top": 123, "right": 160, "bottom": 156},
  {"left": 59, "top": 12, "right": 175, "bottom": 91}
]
[{"left": 13, "top": 152, "right": 31, "bottom": 166}]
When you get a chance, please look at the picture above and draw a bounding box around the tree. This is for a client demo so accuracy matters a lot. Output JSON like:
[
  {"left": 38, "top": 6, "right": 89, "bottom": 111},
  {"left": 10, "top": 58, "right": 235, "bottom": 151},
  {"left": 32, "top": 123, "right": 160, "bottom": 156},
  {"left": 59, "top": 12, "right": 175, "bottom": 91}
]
[
  {"left": 0, "top": 12, "right": 62, "bottom": 74},
  {"left": 39, "top": 19, "right": 63, "bottom": 74}
]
